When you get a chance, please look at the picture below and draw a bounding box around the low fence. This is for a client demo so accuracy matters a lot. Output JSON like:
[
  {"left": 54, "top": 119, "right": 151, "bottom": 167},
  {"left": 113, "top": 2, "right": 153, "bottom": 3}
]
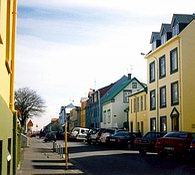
[{"left": 52, "top": 141, "right": 69, "bottom": 159}]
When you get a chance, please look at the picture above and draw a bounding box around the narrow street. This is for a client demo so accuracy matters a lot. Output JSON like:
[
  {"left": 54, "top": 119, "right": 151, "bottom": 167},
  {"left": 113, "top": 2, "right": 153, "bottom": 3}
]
[
  {"left": 18, "top": 138, "right": 195, "bottom": 175},
  {"left": 67, "top": 141, "right": 195, "bottom": 175}
]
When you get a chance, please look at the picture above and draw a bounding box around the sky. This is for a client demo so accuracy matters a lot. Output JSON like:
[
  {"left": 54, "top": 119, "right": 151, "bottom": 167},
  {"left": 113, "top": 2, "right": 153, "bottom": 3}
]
[{"left": 15, "top": 0, "right": 195, "bottom": 130}]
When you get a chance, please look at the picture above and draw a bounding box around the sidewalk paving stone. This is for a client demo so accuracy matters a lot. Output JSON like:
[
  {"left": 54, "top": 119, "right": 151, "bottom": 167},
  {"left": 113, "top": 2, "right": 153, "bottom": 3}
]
[{"left": 17, "top": 137, "right": 85, "bottom": 175}]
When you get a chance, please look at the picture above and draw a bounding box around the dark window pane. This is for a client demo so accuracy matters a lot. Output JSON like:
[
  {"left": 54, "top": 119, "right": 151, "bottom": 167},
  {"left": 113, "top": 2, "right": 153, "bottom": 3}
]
[
  {"left": 159, "top": 55, "right": 166, "bottom": 78},
  {"left": 171, "top": 82, "right": 179, "bottom": 105},
  {"left": 149, "top": 61, "right": 155, "bottom": 83},
  {"left": 170, "top": 48, "right": 178, "bottom": 74},
  {"left": 160, "top": 86, "right": 166, "bottom": 108},
  {"left": 150, "top": 90, "right": 156, "bottom": 110}
]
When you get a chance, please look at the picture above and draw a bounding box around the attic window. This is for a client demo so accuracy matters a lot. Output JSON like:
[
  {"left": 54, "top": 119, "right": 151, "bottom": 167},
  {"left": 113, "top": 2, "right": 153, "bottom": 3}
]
[
  {"left": 152, "top": 41, "right": 156, "bottom": 50},
  {"left": 172, "top": 24, "right": 179, "bottom": 36},
  {"left": 161, "top": 34, "right": 166, "bottom": 45}
]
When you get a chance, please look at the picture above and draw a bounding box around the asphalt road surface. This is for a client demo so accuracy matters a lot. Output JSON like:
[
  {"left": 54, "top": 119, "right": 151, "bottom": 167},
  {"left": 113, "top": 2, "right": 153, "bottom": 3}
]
[{"left": 64, "top": 141, "right": 195, "bottom": 175}]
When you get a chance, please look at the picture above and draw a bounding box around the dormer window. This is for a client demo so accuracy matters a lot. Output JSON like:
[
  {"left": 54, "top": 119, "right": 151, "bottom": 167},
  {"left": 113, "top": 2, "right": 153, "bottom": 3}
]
[
  {"left": 172, "top": 24, "right": 179, "bottom": 36},
  {"left": 161, "top": 34, "right": 166, "bottom": 45},
  {"left": 152, "top": 41, "right": 156, "bottom": 50}
]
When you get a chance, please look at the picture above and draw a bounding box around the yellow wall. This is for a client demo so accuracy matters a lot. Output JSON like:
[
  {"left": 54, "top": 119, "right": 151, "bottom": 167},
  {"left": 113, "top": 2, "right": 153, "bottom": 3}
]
[
  {"left": 129, "top": 91, "right": 148, "bottom": 134},
  {"left": 146, "top": 37, "right": 180, "bottom": 132},
  {"left": 80, "top": 100, "right": 87, "bottom": 127},
  {"left": 0, "top": 0, "right": 17, "bottom": 174},
  {"left": 146, "top": 20, "right": 195, "bottom": 132},
  {"left": 180, "top": 21, "right": 195, "bottom": 131}
]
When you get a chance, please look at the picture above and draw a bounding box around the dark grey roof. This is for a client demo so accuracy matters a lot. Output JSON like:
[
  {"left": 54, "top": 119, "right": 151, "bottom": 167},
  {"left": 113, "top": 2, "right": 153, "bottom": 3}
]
[
  {"left": 171, "top": 14, "right": 195, "bottom": 27},
  {"left": 160, "top": 23, "right": 172, "bottom": 36},
  {"left": 150, "top": 32, "right": 161, "bottom": 44}
]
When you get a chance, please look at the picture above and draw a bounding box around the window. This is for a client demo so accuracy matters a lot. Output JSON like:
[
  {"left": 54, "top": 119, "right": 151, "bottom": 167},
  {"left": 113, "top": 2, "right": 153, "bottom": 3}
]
[
  {"left": 160, "top": 86, "right": 166, "bottom": 108},
  {"left": 107, "top": 109, "right": 111, "bottom": 123},
  {"left": 159, "top": 55, "right": 166, "bottom": 78},
  {"left": 137, "top": 97, "right": 139, "bottom": 112},
  {"left": 103, "top": 111, "right": 106, "bottom": 124},
  {"left": 123, "top": 90, "right": 132, "bottom": 103},
  {"left": 7, "top": 138, "right": 11, "bottom": 175},
  {"left": 0, "top": 140, "right": 2, "bottom": 175},
  {"left": 134, "top": 98, "right": 136, "bottom": 112},
  {"left": 149, "top": 61, "right": 155, "bottom": 83},
  {"left": 141, "top": 121, "right": 144, "bottom": 134},
  {"left": 171, "top": 81, "right": 179, "bottom": 105},
  {"left": 130, "top": 122, "right": 133, "bottom": 132},
  {"left": 152, "top": 41, "right": 156, "bottom": 50},
  {"left": 150, "top": 118, "right": 156, "bottom": 131},
  {"left": 150, "top": 90, "right": 156, "bottom": 110},
  {"left": 170, "top": 48, "right": 178, "bottom": 74},
  {"left": 132, "top": 82, "right": 137, "bottom": 89},
  {"left": 160, "top": 116, "right": 167, "bottom": 132},
  {"left": 172, "top": 24, "right": 179, "bottom": 36},
  {"left": 137, "top": 122, "right": 140, "bottom": 132},
  {"left": 161, "top": 34, "right": 166, "bottom": 44},
  {"left": 130, "top": 99, "right": 133, "bottom": 113},
  {"left": 140, "top": 96, "right": 143, "bottom": 111}
]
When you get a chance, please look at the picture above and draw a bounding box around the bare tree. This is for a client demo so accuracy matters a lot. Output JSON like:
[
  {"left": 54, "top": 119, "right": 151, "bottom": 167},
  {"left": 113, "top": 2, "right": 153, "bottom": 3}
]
[{"left": 15, "top": 87, "right": 46, "bottom": 130}]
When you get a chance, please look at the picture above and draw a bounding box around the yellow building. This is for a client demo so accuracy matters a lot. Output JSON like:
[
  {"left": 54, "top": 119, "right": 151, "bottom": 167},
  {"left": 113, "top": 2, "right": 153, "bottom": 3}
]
[
  {"left": 80, "top": 97, "right": 88, "bottom": 127},
  {"left": 0, "top": 0, "right": 18, "bottom": 175},
  {"left": 129, "top": 88, "right": 148, "bottom": 135},
  {"left": 145, "top": 14, "right": 195, "bottom": 132}
]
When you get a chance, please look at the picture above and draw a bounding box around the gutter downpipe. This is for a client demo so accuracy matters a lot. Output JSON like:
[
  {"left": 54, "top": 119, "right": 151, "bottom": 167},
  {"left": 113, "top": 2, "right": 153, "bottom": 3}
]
[
  {"left": 178, "top": 37, "right": 182, "bottom": 131},
  {"left": 10, "top": 0, "right": 17, "bottom": 111}
]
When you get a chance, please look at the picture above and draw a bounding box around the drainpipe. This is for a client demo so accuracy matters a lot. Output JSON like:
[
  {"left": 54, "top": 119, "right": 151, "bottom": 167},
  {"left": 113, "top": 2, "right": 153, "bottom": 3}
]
[
  {"left": 178, "top": 37, "right": 182, "bottom": 130},
  {"left": 10, "top": 0, "right": 18, "bottom": 111}
]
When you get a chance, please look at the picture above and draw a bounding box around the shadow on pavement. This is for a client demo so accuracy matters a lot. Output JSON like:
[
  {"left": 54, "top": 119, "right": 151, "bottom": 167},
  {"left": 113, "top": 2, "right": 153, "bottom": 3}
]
[{"left": 32, "top": 159, "right": 65, "bottom": 163}]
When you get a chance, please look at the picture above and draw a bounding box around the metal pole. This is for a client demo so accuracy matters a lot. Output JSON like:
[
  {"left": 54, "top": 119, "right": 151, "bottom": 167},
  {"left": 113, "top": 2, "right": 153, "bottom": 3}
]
[{"left": 65, "top": 120, "right": 68, "bottom": 169}]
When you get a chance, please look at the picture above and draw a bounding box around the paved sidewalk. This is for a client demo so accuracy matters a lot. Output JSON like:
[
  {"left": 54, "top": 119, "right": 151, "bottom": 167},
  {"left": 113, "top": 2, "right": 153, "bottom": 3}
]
[{"left": 17, "top": 137, "right": 85, "bottom": 175}]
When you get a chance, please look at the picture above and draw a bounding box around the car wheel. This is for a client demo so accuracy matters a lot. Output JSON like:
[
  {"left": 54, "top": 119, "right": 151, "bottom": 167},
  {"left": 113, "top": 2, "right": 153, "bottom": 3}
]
[
  {"left": 127, "top": 143, "right": 132, "bottom": 150},
  {"left": 139, "top": 149, "right": 146, "bottom": 155}
]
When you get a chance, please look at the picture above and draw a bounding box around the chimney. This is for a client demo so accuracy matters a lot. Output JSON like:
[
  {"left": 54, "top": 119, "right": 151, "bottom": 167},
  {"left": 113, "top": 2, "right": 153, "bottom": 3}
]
[{"left": 128, "top": 73, "right": 132, "bottom": 80}]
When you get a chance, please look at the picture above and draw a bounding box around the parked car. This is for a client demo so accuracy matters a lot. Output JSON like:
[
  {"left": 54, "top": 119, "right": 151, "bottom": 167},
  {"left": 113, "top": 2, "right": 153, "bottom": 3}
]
[
  {"left": 99, "top": 128, "right": 125, "bottom": 144},
  {"left": 189, "top": 139, "right": 195, "bottom": 155},
  {"left": 155, "top": 131, "right": 195, "bottom": 157},
  {"left": 89, "top": 128, "right": 106, "bottom": 144},
  {"left": 135, "top": 131, "right": 166, "bottom": 154},
  {"left": 44, "top": 131, "right": 57, "bottom": 142},
  {"left": 106, "top": 131, "right": 142, "bottom": 149},
  {"left": 69, "top": 127, "right": 89, "bottom": 141},
  {"left": 86, "top": 128, "right": 100, "bottom": 144}
]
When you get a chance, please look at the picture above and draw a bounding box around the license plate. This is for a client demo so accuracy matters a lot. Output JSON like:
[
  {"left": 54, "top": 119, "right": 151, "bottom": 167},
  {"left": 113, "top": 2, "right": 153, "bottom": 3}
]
[
  {"left": 164, "top": 147, "right": 174, "bottom": 151},
  {"left": 110, "top": 139, "right": 115, "bottom": 142}
]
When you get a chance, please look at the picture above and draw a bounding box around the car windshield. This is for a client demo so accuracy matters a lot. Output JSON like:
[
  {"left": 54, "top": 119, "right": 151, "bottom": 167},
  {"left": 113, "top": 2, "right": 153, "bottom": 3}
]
[
  {"left": 164, "top": 132, "right": 188, "bottom": 138},
  {"left": 113, "top": 132, "right": 129, "bottom": 136}
]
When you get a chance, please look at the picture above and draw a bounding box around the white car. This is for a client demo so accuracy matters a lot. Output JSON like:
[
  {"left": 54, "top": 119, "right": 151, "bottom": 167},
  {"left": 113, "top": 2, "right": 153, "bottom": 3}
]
[{"left": 70, "top": 127, "right": 89, "bottom": 141}]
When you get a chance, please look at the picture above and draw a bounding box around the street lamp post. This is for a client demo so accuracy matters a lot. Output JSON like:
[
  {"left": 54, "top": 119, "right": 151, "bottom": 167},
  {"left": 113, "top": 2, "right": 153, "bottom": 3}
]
[{"left": 61, "top": 103, "right": 75, "bottom": 170}]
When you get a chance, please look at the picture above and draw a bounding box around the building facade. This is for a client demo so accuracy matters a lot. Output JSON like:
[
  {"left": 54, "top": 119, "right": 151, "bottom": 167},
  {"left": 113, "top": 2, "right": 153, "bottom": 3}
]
[
  {"left": 129, "top": 88, "right": 148, "bottom": 135},
  {"left": 80, "top": 97, "right": 88, "bottom": 128},
  {"left": 146, "top": 14, "right": 195, "bottom": 132},
  {"left": 69, "top": 106, "right": 81, "bottom": 131},
  {"left": 101, "top": 74, "right": 145, "bottom": 129},
  {"left": 0, "top": 0, "right": 18, "bottom": 174}
]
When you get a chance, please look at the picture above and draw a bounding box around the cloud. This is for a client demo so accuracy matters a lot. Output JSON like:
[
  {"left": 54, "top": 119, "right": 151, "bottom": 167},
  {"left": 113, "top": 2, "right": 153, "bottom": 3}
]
[{"left": 16, "top": 0, "right": 195, "bottom": 128}]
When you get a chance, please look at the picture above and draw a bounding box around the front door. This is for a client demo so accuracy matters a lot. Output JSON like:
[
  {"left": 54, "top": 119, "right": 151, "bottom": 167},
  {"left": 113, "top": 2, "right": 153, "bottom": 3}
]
[
  {"left": 171, "top": 115, "right": 179, "bottom": 131},
  {"left": 170, "top": 107, "right": 179, "bottom": 131}
]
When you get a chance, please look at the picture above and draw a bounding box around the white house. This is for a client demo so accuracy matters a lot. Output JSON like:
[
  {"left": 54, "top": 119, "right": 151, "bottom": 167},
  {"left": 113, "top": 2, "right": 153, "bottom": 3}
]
[{"left": 101, "top": 74, "right": 146, "bottom": 129}]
